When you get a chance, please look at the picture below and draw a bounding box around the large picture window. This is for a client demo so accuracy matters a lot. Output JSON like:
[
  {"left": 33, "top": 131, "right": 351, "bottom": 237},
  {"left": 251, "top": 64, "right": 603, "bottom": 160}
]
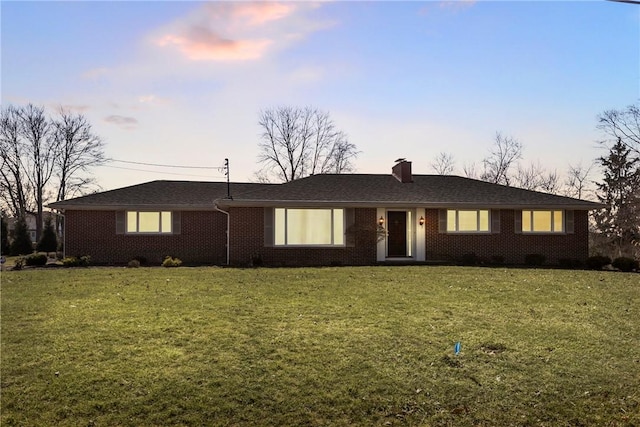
[
  {"left": 447, "top": 209, "right": 490, "bottom": 232},
  {"left": 522, "top": 210, "right": 563, "bottom": 233},
  {"left": 274, "top": 208, "right": 344, "bottom": 246},
  {"left": 127, "top": 211, "right": 172, "bottom": 233}
]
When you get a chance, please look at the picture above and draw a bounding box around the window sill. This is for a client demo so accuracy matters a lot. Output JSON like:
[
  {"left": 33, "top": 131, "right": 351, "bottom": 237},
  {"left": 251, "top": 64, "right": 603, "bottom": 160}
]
[
  {"left": 273, "top": 245, "right": 346, "bottom": 248},
  {"left": 445, "top": 231, "right": 492, "bottom": 234},
  {"left": 521, "top": 232, "right": 565, "bottom": 235},
  {"left": 125, "top": 232, "right": 174, "bottom": 235}
]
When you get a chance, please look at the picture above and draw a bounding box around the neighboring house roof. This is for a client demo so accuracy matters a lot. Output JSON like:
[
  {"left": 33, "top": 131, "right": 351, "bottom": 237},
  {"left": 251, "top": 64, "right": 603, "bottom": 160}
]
[
  {"left": 6, "top": 211, "right": 58, "bottom": 228},
  {"left": 48, "top": 175, "right": 602, "bottom": 211}
]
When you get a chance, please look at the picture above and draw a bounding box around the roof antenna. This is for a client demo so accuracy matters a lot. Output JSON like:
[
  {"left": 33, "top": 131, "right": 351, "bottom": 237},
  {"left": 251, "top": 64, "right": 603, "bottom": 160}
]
[{"left": 224, "top": 158, "right": 232, "bottom": 199}]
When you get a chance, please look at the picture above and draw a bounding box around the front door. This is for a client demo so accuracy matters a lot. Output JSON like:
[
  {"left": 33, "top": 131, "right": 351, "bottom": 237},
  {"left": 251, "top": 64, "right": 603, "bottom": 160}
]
[{"left": 387, "top": 211, "right": 407, "bottom": 257}]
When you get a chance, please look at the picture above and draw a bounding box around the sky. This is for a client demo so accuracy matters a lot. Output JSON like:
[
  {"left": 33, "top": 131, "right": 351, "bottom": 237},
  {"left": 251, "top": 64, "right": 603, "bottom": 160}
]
[{"left": 2, "top": 0, "right": 639, "bottom": 192}]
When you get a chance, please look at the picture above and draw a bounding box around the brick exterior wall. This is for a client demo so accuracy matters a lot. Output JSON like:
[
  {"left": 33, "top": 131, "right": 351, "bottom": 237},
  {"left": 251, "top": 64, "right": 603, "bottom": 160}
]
[
  {"left": 228, "top": 207, "right": 378, "bottom": 266},
  {"left": 64, "top": 210, "right": 227, "bottom": 265},
  {"left": 65, "top": 207, "right": 590, "bottom": 266},
  {"left": 423, "top": 209, "right": 589, "bottom": 264}
]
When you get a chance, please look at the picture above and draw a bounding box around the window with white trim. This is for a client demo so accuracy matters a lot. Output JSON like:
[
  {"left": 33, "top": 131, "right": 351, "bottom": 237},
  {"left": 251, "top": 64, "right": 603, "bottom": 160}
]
[
  {"left": 447, "top": 209, "right": 490, "bottom": 232},
  {"left": 274, "top": 208, "right": 344, "bottom": 246},
  {"left": 522, "top": 210, "right": 563, "bottom": 233},
  {"left": 126, "top": 211, "right": 172, "bottom": 233}
]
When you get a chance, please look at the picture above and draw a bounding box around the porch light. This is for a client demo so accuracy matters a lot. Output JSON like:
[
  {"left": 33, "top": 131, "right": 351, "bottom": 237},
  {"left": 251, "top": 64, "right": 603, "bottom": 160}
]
[
  {"left": 419, "top": 216, "right": 425, "bottom": 227},
  {"left": 378, "top": 216, "right": 385, "bottom": 227}
]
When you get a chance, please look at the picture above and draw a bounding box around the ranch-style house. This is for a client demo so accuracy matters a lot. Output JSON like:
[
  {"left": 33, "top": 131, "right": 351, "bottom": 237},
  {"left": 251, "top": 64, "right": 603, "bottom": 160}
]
[{"left": 49, "top": 160, "right": 601, "bottom": 266}]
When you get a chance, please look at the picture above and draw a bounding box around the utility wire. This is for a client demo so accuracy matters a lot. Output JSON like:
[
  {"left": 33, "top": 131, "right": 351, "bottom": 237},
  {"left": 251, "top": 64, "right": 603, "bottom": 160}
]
[
  {"left": 108, "top": 158, "right": 219, "bottom": 170},
  {"left": 100, "top": 164, "right": 225, "bottom": 179}
]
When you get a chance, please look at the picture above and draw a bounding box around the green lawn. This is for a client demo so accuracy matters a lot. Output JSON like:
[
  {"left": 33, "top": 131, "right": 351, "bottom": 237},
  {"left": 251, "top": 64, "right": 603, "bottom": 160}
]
[{"left": 1, "top": 266, "right": 638, "bottom": 426}]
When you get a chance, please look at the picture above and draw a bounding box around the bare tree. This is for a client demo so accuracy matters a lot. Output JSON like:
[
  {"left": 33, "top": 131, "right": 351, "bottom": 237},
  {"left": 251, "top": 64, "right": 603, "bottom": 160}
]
[
  {"left": 597, "top": 103, "right": 640, "bottom": 157},
  {"left": 0, "top": 105, "right": 32, "bottom": 217},
  {"left": 538, "top": 170, "right": 560, "bottom": 194},
  {"left": 19, "top": 104, "right": 56, "bottom": 241},
  {"left": 430, "top": 152, "right": 456, "bottom": 175},
  {"left": 480, "top": 132, "right": 523, "bottom": 186},
  {"left": 52, "top": 108, "right": 105, "bottom": 202},
  {"left": 462, "top": 161, "right": 479, "bottom": 179},
  {"left": 256, "top": 106, "right": 359, "bottom": 182},
  {"left": 1, "top": 104, "right": 105, "bottom": 240},
  {"left": 514, "top": 161, "right": 560, "bottom": 194},
  {"left": 564, "top": 162, "right": 593, "bottom": 199},
  {"left": 514, "top": 162, "right": 544, "bottom": 191}
]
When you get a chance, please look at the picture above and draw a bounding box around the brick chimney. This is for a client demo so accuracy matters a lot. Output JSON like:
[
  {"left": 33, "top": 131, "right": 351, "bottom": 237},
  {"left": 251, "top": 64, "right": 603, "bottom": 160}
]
[{"left": 392, "top": 159, "right": 412, "bottom": 183}]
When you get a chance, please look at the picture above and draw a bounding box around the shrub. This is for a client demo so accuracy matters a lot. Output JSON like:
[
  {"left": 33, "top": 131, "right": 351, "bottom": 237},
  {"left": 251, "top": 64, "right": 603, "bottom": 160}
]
[
  {"left": 612, "top": 257, "right": 639, "bottom": 272},
  {"left": 525, "top": 254, "right": 546, "bottom": 266},
  {"left": 559, "top": 258, "right": 583, "bottom": 269},
  {"left": 25, "top": 253, "right": 47, "bottom": 266},
  {"left": 62, "top": 255, "right": 91, "bottom": 267},
  {"left": 460, "top": 253, "right": 479, "bottom": 266},
  {"left": 10, "top": 216, "right": 33, "bottom": 256},
  {"left": 251, "top": 254, "right": 263, "bottom": 267},
  {"left": 162, "top": 256, "right": 182, "bottom": 268},
  {"left": 133, "top": 256, "right": 148, "bottom": 266},
  {"left": 36, "top": 216, "right": 57, "bottom": 254},
  {"left": 1, "top": 216, "right": 8, "bottom": 255},
  {"left": 127, "top": 259, "right": 141, "bottom": 268},
  {"left": 62, "top": 256, "right": 79, "bottom": 267},
  {"left": 12, "top": 257, "right": 24, "bottom": 271},
  {"left": 586, "top": 255, "right": 611, "bottom": 270},
  {"left": 490, "top": 255, "right": 505, "bottom": 266}
]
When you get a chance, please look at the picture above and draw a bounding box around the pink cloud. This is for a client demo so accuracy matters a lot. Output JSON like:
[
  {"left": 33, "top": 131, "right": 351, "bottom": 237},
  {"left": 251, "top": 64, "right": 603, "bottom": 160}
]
[
  {"left": 157, "top": 27, "right": 272, "bottom": 61},
  {"left": 153, "top": 2, "right": 326, "bottom": 62},
  {"left": 229, "top": 2, "right": 296, "bottom": 26}
]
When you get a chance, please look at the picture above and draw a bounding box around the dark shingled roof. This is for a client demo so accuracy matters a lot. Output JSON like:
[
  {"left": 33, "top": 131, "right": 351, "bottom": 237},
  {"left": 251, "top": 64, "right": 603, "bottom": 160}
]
[
  {"left": 220, "top": 174, "right": 601, "bottom": 209},
  {"left": 49, "top": 175, "right": 602, "bottom": 210},
  {"left": 48, "top": 181, "right": 270, "bottom": 210}
]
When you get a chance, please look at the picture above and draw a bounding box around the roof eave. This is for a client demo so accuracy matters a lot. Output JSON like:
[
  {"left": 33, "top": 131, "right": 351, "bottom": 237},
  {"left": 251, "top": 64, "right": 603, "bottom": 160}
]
[
  {"left": 215, "top": 199, "right": 604, "bottom": 210},
  {"left": 47, "top": 203, "right": 218, "bottom": 211}
]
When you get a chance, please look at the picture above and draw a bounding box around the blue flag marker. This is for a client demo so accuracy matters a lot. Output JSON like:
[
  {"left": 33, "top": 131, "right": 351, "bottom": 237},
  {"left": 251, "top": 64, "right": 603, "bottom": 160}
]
[{"left": 454, "top": 341, "right": 461, "bottom": 355}]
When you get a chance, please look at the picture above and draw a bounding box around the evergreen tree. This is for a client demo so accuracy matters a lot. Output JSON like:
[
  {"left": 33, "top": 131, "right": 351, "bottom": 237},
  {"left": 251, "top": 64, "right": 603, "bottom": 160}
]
[
  {"left": 592, "top": 138, "right": 640, "bottom": 258},
  {"left": 10, "top": 216, "right": 34, "bottom": 256},
  {"left": 36, "top": 215, "right": 57, "bottom": 254},
  {"left": 1, "top": 214, "right": 8, "bottom": 255}
]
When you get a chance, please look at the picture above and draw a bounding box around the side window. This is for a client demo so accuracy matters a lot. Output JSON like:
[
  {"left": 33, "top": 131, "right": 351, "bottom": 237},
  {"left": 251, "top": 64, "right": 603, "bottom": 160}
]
[
  {"left": 446, "top": 210, "right": 490, "bottom": 232},
  {"left": 522, "top": 210, "right": 563, "bottom": 233},
  {"left": 126, "top": 211, "right": 172, "bottom": 233}
]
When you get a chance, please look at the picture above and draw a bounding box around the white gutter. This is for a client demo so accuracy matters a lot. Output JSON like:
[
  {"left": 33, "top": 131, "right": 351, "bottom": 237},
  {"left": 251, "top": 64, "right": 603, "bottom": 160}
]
[{"left": 213, "top": 203, "right": 230, "bottom": 266}]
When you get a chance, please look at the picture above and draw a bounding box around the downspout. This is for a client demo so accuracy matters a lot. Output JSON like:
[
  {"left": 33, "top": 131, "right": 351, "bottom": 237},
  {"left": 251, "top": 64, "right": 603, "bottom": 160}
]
[
  {"left": 61, "top": 211, "right": 66, "bottom": 260},
  {"left": 213, "top": 203, "right": 230, "bottom": 266},
  {"left": 50, "top": 209, "right": 66, "bottom": 259}
]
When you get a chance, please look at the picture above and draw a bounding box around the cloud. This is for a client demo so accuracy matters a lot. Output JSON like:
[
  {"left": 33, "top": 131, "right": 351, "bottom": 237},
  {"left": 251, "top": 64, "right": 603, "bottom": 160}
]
[
  {"left": 152, "top": 2, "right": 331, "bottom": 62},
  {"left": 104, "top": 115, "right": 138, "bottom": 130},
  {"left": 157, "top": 29, "right": 272, "bottom": 61},
  {"left": 137, "top": 95, "right": 170, "bottom": 107}
]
